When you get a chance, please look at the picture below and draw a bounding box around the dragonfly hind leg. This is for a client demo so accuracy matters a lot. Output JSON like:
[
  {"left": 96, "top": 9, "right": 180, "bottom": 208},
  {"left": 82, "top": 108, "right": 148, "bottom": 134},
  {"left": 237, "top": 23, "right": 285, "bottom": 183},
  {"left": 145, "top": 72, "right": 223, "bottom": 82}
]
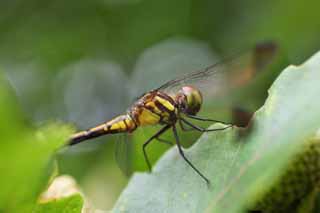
[
  {"left": 172, "top": 124, "right": 210, "bottom": 186},
  {"left": 156, "top": 137, "right": 173, "bottom": 145},
  {"left": 142, "top": 125, "right": 171, "bottom": 172}
]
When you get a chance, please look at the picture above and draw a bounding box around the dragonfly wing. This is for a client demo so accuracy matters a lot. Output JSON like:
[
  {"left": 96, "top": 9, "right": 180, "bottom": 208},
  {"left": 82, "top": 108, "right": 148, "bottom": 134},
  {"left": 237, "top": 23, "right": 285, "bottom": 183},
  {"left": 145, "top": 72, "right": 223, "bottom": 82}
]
[
  {"left": 158, "top": 42, "right": 278, "bottom": 108},
  {"left": 114, "top": 133, "right": 134, "bottom": 177}
]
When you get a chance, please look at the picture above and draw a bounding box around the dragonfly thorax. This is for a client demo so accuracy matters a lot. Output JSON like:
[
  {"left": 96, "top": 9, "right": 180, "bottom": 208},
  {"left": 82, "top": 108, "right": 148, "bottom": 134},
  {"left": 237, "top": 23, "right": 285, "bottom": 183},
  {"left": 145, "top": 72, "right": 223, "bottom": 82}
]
[
  {"left": 175, "top": 86, "right": 203, "bottom": 115},
  {"left": 130, "top": 91, "right": 177, "bottom": 126}
]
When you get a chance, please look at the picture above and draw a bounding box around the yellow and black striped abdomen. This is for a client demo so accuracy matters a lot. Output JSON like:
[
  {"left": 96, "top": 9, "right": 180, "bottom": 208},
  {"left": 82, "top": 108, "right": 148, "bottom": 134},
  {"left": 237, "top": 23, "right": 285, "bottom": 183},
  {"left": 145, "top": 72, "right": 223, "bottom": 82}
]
[{"left": 69, "top": 114, "right": 136, "bottom": 145}]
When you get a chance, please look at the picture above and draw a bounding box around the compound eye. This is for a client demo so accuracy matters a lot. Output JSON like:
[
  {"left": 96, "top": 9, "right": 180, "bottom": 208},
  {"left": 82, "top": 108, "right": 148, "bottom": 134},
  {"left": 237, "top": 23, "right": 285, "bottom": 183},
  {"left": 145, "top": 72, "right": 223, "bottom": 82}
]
[{"left": 181, "top": 86, "right": 202, "bottom": 115}]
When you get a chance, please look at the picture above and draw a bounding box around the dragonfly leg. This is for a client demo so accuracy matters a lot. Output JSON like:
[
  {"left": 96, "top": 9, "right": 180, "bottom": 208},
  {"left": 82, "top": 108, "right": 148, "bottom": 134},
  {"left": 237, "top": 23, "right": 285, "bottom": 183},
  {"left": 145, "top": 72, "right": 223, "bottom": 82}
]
[
  {"left": 178, "top": 119, "right": 194, "bottom": 131},
  {"left": 143, "top": 125, "right": 171, "bottom": 172},
  {"left": 185, "top": 114, "right": 234, "bottom": 126},
  {"left": 181, "top": 118, "right": 232, "bottom": 132},
  {"left": 155, "top": 137, "right": 173, "bottom": 145},
  {"left": 172, "top": 124, "right": 210, "bottom": 186}
]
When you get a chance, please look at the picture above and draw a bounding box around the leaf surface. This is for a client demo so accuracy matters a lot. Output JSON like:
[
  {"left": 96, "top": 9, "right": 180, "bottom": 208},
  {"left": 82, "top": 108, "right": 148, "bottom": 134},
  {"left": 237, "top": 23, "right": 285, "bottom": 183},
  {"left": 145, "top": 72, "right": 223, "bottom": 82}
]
[{"left": 113, "top": 51, "right": 320, "bottom": 212}]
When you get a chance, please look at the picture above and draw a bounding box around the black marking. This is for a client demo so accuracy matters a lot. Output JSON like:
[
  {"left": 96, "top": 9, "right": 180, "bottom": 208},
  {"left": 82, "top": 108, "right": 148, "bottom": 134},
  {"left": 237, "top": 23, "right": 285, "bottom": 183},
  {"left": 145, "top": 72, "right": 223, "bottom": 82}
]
[
  {"left": 123, "top": 119, "right": 129, "bottom": 130},
  {"left": 154, "top": 100, "right": 172, "bottom": 114},
  {"left": 106, "top": 124, "right": 122, "bottom": 134},
  {"left": 107, "top": 124, "right": 111, "bottom": 131},
  {"left": 144, "top": 104, "right": 160, "bottom": 115},
  {"left": 154, "top": 100, "right": 176, "bottom": 122},
  {"left": 128, "top": 114, "right": 138, "bottom": 130},
  {"left": 157, "top": 92, "right": 176, "bottom": 106},
  {"left": 142, "top": 105, "right": 165, "bottom": 123},
  {"left": 144, "top": 105, "right": 164, "bottom": 123}
]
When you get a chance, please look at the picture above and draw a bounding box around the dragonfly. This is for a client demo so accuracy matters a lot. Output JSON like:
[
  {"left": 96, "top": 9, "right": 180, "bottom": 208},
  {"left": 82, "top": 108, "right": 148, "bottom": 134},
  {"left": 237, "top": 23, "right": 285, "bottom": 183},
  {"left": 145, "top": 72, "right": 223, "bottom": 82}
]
[{"left": 69, "top": 42, "right": 278, "bottom": 186}]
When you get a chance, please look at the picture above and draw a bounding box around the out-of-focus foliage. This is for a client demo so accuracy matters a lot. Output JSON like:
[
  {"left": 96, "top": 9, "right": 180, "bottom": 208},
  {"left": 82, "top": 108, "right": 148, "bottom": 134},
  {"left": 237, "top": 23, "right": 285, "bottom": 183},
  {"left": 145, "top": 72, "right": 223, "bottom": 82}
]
[
  {"left": 113, "top": 50, "right": 320, "bottom": 213},
  {"left": 0, "top": 0, "right": 320, "bottom": 210},
  {"left": 0, "top": 72, "right": 72, "bottom": 212}
]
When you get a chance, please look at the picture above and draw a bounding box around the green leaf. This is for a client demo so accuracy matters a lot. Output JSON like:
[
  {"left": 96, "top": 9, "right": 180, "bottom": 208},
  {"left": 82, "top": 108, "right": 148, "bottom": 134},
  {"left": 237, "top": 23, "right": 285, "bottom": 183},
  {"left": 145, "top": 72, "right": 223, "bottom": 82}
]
[
  {"left": 0, "top": 72, "right": 72, "bottom": 212},
  {"left": 112, "top": 51, "right": 320, "bottom": 212},
  {"left": 34, "top": 175, "right": 85, "bottom": 213},
  {"left": 33, "top": 194, "right": 83, "bottom": 213}
]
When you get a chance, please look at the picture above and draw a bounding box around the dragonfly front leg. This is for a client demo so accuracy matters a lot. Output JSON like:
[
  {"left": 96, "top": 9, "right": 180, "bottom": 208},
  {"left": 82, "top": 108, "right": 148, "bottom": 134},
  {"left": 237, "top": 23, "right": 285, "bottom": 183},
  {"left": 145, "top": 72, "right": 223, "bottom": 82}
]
[
  {"left": 143, "top": 125, "right": 171, "bottom": 172},
  {"left": 185, "top": 114, "right": 234, "bottom": 126},
  {"left": 181, "top": 118, "right": 233, "bottom": 132}
]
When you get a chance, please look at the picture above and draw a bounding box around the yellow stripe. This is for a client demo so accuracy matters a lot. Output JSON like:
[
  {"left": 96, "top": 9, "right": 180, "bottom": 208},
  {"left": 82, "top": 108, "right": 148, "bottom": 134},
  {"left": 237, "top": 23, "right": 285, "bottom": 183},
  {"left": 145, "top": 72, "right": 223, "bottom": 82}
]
[
  {"left": 110, "top": 121, "right": 127, "bottom": 131},
  {"left": 155, "top": 96, "right": 175, "bottom": 111},
  {"left": 138, "top": 108, "right": 160, "bottom": 126},
  {"left": 145, "top": 101, "right": 162, "bottom": 114}
]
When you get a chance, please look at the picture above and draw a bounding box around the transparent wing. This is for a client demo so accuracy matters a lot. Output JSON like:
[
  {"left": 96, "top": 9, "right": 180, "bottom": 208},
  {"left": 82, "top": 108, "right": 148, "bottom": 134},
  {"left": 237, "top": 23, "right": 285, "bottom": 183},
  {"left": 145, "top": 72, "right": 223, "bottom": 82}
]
[
  {"left": 157, "top": 42, "right": 278, "bottom": 107},
  {"left": 114, "top": 133, "right": 134, "bottom": 177}
]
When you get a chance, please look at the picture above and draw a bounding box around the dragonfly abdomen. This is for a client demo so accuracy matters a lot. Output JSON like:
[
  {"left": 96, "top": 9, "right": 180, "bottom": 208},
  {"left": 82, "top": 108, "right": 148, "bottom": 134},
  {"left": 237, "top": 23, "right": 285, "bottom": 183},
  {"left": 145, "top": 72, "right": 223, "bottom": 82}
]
[{"left": 69, "top": 114, "right": 136, "bottom": 145}]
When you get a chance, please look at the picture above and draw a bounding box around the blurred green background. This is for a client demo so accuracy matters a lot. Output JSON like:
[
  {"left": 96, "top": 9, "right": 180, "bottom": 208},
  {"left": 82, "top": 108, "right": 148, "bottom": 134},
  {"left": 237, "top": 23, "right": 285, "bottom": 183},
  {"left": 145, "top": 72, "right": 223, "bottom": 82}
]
[{"left": 1, "top": 0, "right": 320, "bottom": 210}]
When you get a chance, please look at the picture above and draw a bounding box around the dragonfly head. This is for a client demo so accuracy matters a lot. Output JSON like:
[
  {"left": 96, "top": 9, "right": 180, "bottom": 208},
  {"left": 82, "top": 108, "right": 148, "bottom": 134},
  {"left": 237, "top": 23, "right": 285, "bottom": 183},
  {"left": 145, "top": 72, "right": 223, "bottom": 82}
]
[{"left": 176, "top": 86, "right": 203, "bottom": 115}]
